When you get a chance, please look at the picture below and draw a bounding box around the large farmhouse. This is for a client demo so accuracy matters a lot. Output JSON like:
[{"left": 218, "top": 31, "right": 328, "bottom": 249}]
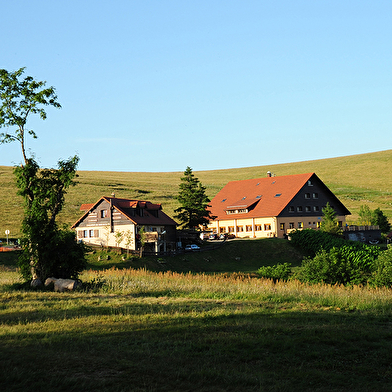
[
  {"left": 206, "top": 172, "right": 350, "bottom": 239},
  {"left": 72, "top": 196, "right": 177, "bottom": 253}
]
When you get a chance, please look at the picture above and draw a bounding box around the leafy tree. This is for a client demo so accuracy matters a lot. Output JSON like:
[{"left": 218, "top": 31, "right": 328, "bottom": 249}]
[
  {"left": 175, "top": 166, "right": 215, "bottom": 229},
  {"left": 124, "top": 230, "right": 135, "bottom": 257},
  {"left": 358, "top": 205, "right": 375, "bottom": 226},
  {"left": 373, "top": 207, "right": 391, "bottom": 234},
  {"left": 320, "top": 202, "right": 342, "bottom": 236},
  {"left": 114, "top": 230, "right": 124, "bottom": 248},
  {"left": 0, "top": 67, "right": 85, "bottom": 284}
]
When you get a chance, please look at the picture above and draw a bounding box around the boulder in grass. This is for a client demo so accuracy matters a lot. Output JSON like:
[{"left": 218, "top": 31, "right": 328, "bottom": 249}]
[
  {"left": 30, "top": 278, "right": 42, "bottom": 287},
  {"left": 44, "top": 277, "right": 82, "bottom": 292}
]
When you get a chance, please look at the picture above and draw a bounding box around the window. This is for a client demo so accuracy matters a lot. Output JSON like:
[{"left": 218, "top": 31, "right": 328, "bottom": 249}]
[
  {"left": 100, "top": 210, "right": 108, "bottom": 218},
  {"left": 237, "top": 226, "right": 244, "bottom": 232},
  {"left": 289, "top": 222, "right": 295, "bottom": 229},
  {"left": 219, "top": 227, "right": 226, "bottom": 233},
  {"left": 83, "top": 230, "right": 88, "bottom": 238},
  {"left": 305, "top": 206, "right": 311, "bottom": 212},
  {"left": 298, "top": 222, "right": 303, "bottom": 229},
  {"left": 221, "top": 198, "right": 227, "bottom": 202},
  {"left": 305, "top": 193, "right": 310, "bottom": 199},
  {"left": 308, "top": 180, "right": 313, "bottom": 186},
  {"left": 264, "top": 224, "right": 271, "bottom": 231},
  {"left": 228, "top": 226, "right": 235, "bottom": 232},
  {"left": 289, "top": 206, "right": 294, "bottom": 212},
  {"left": 313, "top": 206, "right": 320, "bottom": 212},
  {"left": 275, "top": 193, "right": 281, "bottom": 197},
  {"left": 246, "top": 225, "right": 252, "bottom": 232},
  {"left": 255, "top": 225, "right": 262, "bottom": 231},
  {"left": 317, "top": 222, "right": 321, "bottom": 228},
  {"left": 89, "top": 229, "right": 94, "bottom": 237},
  {"left": 313, "top": 193, "right": 318, "bottom": 199},
  {"left": 280, "top": 223, "right": 285, "bottom": 231},
  {"left": 297, "top": 206, "right": 303, "bottom": 212}
]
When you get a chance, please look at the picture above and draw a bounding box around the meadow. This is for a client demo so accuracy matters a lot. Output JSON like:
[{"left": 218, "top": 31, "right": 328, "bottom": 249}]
[
  {"left": 2, "top": 238, "right": 392, "bottom": 391},
  {"left": 1, "top": 149, "right": 392, "bottom": 237},
  {"left": 1, "top": 258, "right": 392, "bottom": 391}
]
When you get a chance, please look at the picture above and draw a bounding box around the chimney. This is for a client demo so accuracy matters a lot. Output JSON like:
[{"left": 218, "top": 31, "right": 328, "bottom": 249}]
[{"left": 267, "top": 171, "right": 272, "bottom": 177}]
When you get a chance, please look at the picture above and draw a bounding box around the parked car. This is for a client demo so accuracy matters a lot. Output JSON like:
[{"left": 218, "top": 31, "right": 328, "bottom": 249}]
[
  {"left": 200, "top": 233, "right": 209, "bottom": 240},
  {"left": 219, "top": 233, "right": 226, "bottom": 240},
  {"left": 209, "top": 234, "right": 218, "bottom": 240},
  {"left": 185, "top": 244, "right": 200, "bottom": 252}
]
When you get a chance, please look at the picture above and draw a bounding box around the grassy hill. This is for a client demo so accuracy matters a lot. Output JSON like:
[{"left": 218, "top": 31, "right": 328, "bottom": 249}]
[{"left": 1, "top": 149, "right": 391, "bottom": 237}]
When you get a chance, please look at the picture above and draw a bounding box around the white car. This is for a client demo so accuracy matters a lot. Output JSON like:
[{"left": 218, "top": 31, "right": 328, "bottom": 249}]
[{"left": 185, "top": 244, "right": 200, "bottom": 252}]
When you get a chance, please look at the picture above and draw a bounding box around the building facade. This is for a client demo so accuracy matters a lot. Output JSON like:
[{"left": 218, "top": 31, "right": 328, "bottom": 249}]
[
  {"left": 206, "top": 172, "right": 350, "bottom": 239},
  {"left": 72, "top": 196, "right": 177, "bottom": 253}
]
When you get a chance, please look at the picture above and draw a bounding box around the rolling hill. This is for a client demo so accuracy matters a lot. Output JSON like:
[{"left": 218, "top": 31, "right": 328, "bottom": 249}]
[{"left": 0, "top": 149, "right": 391, "bottom": 237}]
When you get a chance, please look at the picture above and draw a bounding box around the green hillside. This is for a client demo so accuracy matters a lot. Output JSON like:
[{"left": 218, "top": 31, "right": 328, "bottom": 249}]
[{"left": 1, "top": 149, "right": 391, "bottom": 237}]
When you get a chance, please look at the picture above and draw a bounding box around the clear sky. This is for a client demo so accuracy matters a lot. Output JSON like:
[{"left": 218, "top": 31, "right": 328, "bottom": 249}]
[{"left": 1, "top": 1, "right": 391, "bottom": 172}]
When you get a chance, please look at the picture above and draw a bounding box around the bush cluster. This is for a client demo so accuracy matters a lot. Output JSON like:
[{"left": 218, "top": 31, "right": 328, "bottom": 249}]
[
  {"left": 257, "top": 263, "right": 292, "bottom": 282},
  {"left": 288, "top": 229, "right": 391, "bottom": 286}
]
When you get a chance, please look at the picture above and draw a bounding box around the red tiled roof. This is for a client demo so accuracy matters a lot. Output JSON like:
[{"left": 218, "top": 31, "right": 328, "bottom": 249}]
[
  {"left": 80, "top": 203, "right": 94, "bottom": 211},
  {"left": 209, "top": 173, "right": 315, "bottom": 220}
]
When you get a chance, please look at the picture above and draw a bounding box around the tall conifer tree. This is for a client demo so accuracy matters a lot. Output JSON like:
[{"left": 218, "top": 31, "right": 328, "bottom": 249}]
[{"left": 175, "top": 166, "right": 215, "bottom": 229}]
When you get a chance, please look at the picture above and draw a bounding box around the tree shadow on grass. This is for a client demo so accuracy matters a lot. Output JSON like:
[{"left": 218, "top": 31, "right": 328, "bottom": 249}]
[{"left": 1, "top": 296, "right": 392, "bottom": 391}]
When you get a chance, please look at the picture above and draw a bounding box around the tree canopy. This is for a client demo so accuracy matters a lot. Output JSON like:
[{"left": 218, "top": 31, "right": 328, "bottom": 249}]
[{"left": 0, "top": 67, "right": 61, "bottom": 164}]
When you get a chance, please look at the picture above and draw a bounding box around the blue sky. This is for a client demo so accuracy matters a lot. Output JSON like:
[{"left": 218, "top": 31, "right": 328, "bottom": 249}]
[{"left": 1, "top": 1, "right": 391, "bottom": 172}]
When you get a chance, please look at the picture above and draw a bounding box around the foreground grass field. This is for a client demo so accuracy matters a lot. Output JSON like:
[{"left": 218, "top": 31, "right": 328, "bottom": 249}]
[
  {"left": 2, "top": 242, "right": 392, "bottom": 392},
  {"left": 1, "top": 149, "right": 392, "bottom": 237}
]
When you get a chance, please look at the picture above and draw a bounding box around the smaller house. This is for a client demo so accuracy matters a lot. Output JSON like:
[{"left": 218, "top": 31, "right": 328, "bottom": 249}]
[{"left": 72, "top": 196, "right": 177, "bottom": 253}]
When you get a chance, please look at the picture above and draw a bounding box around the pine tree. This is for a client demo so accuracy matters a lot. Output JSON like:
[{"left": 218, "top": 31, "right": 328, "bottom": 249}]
[{"left": 175, "top": 166, "right": 215, "bottom": 229}]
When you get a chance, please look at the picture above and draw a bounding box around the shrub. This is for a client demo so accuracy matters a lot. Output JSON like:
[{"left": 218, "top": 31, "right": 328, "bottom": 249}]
[
  {"left": 369, "top": 246, "right": 392, "bottom": 288},
  {"left": 258, "top": 263, "right": 292, "bottom": 282},
  {"left": 18, "top": 229, "right": 87, "bottom": 281},
  {"left": 296, "top": 248, "right": 366, "bottom": 285}
]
